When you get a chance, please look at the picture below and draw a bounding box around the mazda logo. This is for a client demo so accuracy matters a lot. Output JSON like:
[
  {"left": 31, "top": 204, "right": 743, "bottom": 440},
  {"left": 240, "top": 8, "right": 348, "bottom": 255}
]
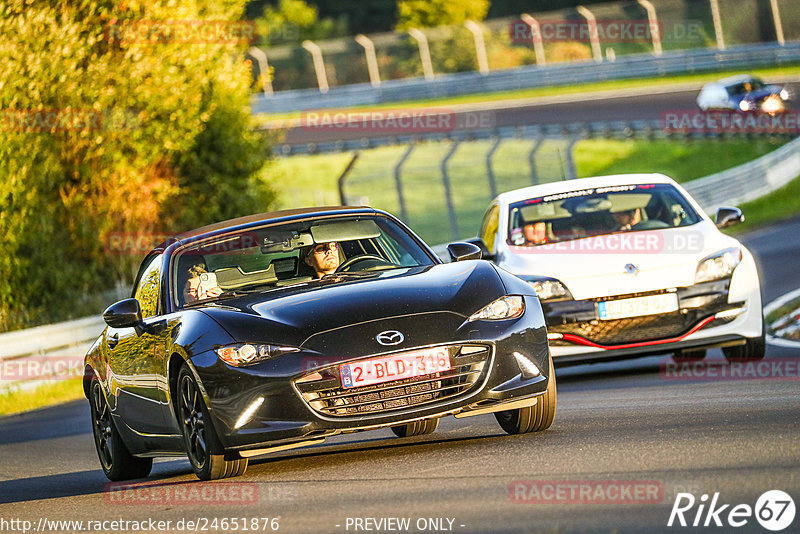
[
  {"left": 376, "top": 330, "right": 404, "bottom": 346},
  {"left": 624, "top": 263, "right": 639, "bottom": 275}
]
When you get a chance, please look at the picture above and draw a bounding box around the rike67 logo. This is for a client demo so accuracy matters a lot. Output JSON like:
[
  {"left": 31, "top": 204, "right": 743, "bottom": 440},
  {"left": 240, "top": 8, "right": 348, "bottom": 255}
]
[{"left": 668, "top": 490, "right": 795, "bottom": 531}]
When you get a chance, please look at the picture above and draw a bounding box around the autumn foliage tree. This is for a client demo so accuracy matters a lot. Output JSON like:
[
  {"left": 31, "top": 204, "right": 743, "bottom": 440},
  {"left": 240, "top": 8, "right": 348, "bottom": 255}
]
[{"left": 0, "top": 0, "right": 275, "bottom": 330}]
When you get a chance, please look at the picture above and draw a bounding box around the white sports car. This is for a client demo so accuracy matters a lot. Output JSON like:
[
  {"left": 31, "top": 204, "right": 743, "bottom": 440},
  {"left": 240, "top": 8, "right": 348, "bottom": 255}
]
[{"left": 471, "top": 174, "right": 764, "bottom": 365}]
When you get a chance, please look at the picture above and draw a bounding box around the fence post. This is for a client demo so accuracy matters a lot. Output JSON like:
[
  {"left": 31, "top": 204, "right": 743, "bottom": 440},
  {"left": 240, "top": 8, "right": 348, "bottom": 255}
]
[
  {"left": 577, "top": 6, "right": 603, "bottom": 62},
  {"left": 709, "top": 0, "right": 725, "bottom": 50},
  {"left": 486, "top": 137, "right": 502, "bottom": 198},
  {"left": 521, "top": 14, "right": 546, "bottom": 66},
  {"left": 302, "top": 40, "right": 329, "bottom": 93},
  {"left": 393, "top": 143, "right": 415, "bottom": 222},
  {"left": 528, "top": 135, "right": 544, "bottom": 185},
  {"left": 464, "top": 20, "right": 490, "bottom": 75},
  {"left": 769, "top": 0, "right": 785, "bottom": 46},
  {"left": 565, "top": 131, "right": 583, "bottom": 180},
  {"left": 248, "top": 47, "right": 274, "bottom": 95},
  {"left": 636, "top": 0, "right": 663, "bottom": 56},
  {"left": 337, "top": 152, "right": 360, "bottom": 205},
  {"left": 441, "top": 141, "right": 461, "bottom": 241},
  {"left": 408, "top": 28, "right": 435, "bottom": 80},
  {"left": 355, "top": 34, "right": 382, "bottom": 86}
]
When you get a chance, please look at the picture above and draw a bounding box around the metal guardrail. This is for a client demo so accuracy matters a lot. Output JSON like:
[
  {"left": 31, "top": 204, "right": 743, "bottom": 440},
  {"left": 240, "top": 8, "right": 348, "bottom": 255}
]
[
  {"left": 0, "top": 316, "right": 104, "bottom": 394},
  {"left": 252, "top": 41, "right": 800, "bottom": 115},
  {"left": 684, "top": 134, "right": 800, "bottom": 213}
]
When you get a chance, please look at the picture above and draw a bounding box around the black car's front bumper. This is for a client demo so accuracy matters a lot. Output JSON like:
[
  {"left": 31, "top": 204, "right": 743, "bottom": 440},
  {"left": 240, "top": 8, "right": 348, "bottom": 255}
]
[{"left": 190, "top": 297, "right": 549, "bottom": 455}]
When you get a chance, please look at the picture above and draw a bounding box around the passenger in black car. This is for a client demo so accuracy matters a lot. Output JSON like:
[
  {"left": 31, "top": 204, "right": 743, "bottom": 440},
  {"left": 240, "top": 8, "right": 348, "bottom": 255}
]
[
  {"left": 304, "top": 241, "right": 341, "bottom": 278},
  {"left": 182, "top": 264, "right": 222, "bottom": 304}
]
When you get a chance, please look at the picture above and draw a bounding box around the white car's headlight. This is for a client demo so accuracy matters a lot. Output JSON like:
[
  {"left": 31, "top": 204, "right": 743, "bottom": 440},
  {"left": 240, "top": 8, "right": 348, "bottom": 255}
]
[
  {"left": 216, "top": 343, "right": 299, "bottom": 367},
  {"left": 780, "top": 88, "right": 790, "bottom": 100},
  {"left": 469, "top": 296, "right": 525, "bottom": 322},
  {"left": 738, "top": 100, "right": 752, "bottom": 111},
  {"left": 521, "top": 276, "right": 573, "bottom": 301},
  {"left": 695, "top": 247, "right": 742, "bottom": 283}
]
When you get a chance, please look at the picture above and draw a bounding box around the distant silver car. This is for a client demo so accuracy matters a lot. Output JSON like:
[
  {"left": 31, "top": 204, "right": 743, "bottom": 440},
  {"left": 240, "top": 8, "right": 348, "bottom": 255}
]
[{"left": 696, "top": 75, "right": 790, "bottom": 114}]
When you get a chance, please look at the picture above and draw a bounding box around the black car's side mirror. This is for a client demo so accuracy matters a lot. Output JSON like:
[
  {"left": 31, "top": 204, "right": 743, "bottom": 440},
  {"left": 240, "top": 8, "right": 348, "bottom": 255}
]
[
  {"left": 103, "top": 298, "right": 143, "bottom": 329},
  {"left": 463, "top": 237, "right": 494, "bottom": 261},
  {"left": 447, "top": 242, "right": 482, "bottom": 262},
  {"left": 715, "top": 206, "right": 744, "bottom": 228}
]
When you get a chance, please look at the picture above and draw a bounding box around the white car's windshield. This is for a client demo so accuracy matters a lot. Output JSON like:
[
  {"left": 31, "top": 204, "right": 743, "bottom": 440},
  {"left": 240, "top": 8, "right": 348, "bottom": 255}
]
[{"left": 507, "top": 183, "right": 702, "bottom": 247}]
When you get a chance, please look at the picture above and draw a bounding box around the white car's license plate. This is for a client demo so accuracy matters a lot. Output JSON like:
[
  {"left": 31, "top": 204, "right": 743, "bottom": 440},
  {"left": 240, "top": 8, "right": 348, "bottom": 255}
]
[
  {"left": 340, "top": 347, "right": 452, "bottom": 389},
  {"left": 598, "top": 293, "right": 678, "bottom": 321}
]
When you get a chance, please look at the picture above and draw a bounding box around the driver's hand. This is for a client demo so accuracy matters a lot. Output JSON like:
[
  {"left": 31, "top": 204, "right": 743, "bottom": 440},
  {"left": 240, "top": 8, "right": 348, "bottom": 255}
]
[{"left": 201, "top": 285, "right": 223, "bottom": 299}]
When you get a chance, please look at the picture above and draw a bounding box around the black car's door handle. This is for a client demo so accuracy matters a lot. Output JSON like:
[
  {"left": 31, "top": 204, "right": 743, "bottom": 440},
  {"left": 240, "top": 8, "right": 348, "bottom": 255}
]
[{"left": 108, "top": 333, "right": 119, "bottom": 349}]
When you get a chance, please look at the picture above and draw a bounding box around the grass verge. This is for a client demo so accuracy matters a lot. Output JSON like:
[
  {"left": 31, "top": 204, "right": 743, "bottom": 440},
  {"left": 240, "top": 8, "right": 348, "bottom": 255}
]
[
  {"left": 725, "top": 173, "right": 800, "bottom": 235},
  {"left": 254, "top": 64, "right": 800, "bottom": 124},
  {"left": 268, "top": 137, "right": 788, "bottom": 244},
  {"left": 0, "top": 378, "right": 84, "bottom": 418}
]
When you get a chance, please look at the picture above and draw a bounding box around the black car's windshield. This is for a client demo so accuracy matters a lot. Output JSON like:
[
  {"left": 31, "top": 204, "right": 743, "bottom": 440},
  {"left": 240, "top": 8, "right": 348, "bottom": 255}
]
[
  {"left": 174, "top": 215, "right": 434, "bottom": 308},
  {"left": 507, "top": 183, "right": 701, "bottom": 247}
]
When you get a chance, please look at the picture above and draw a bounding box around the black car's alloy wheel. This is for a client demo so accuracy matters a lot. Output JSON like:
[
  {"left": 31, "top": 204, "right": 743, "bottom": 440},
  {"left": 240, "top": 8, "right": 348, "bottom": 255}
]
[
  {"left": 90, "top": 380, "right": 152, "bottom": 481},
  {"left": 495, "top": 353, "right": 557, "bottom": 435},
  {"left": 178, "top": 366, "right": 248, "bottom": 480}
]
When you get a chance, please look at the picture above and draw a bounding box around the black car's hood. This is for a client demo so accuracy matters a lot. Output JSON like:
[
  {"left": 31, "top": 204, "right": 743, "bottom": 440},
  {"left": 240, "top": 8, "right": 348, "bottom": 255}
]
[{"left": 199, "top": 261, "right": 506, "bottom": 347}]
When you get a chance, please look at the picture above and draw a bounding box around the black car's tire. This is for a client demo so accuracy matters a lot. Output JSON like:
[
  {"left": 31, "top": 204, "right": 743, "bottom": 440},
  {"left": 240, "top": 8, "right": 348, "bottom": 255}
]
[
  {"left": 495, "top": 354, "right": 557, "bottom": 435},
  {"left": 391, "top": 418, "right": 439, "bottom": 437},
  {"left": 177, "top": 366, "right": 248, "bottom": 480},
  {"left": 90, "top": 380, "right": 153, "bottom": 481},
  {"left": 672, "top": 349, "right": 707, "bottom": 363}
]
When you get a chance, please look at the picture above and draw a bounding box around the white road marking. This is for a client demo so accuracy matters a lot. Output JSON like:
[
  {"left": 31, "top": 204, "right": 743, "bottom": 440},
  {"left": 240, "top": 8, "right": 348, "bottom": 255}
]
[{"left": 763, "top": 287, "right": 800, "bottom": 348}]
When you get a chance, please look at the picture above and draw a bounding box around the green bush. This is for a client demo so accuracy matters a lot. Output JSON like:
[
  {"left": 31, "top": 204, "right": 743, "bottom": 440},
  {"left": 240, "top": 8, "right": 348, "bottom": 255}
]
[{"left": 0, "top": 0, "right": 276, "bottom": 331}]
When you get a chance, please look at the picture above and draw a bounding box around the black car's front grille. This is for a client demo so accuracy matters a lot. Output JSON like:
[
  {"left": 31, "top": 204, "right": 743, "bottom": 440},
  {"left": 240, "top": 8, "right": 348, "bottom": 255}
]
[{"left": 294, "top": 344, "right": 491, "bottom": 418}]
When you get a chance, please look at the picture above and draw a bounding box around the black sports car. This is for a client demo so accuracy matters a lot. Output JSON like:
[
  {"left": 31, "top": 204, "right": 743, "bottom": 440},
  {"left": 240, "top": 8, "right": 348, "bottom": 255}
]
[{"left": 84, "top": 207, "right": 555, "bottom": 481}]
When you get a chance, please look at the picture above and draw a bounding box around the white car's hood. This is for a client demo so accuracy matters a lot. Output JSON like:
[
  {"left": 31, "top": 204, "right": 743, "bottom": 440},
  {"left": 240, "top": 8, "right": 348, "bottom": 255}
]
[{"left": 498, "top": 223, "right": 741, "bottom": 300}]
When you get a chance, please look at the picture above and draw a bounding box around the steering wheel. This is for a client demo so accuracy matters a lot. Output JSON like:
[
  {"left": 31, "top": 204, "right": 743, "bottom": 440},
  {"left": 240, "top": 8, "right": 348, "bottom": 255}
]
[{"left": 336, "top": 254, "right": 395, "bottom": 273}]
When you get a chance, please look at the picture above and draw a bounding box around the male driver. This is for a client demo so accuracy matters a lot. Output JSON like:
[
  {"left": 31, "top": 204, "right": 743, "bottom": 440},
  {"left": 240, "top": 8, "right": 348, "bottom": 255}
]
[
  {"left": 304, "top": 241, "right": 340, "bottom": 278},
  {"left": 612, "top": 208, "right": 642, "bottom": 231}
]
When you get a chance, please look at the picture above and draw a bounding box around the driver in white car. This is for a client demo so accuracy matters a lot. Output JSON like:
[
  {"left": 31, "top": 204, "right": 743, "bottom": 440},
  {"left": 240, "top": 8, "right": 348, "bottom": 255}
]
[{"left": 304, "top": 241, "right": 341, "bottom": 278}]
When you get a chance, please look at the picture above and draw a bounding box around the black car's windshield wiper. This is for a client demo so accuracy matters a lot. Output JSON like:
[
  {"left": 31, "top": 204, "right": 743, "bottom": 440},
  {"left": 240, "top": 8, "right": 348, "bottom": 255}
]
[{"left": 183, "top": 290, "right": 248, "bottom": 307}]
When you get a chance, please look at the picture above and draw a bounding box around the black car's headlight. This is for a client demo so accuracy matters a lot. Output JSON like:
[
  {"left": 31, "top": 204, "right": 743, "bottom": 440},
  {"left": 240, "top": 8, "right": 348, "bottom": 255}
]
[
  {"left": 468, "top": 295, "right": 525, "bottom": 322},
  {"left": 520, "top": 276, "right": 573, "bottom": 301},
  {"left": 695, "top": 247, "right": 742, "bottom": 283},
  {"left": 215, "top": 343, "right": 299, "bottom": 367}
]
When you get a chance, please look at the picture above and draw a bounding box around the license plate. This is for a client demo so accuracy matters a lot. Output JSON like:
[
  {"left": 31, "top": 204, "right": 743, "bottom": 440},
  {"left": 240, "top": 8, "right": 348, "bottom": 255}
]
[
  {"left": 598, "top": 293, "right": 678, "bottom": 321},
  {"left": 340, "top": 347, "right": 452, "bottom": 389}
]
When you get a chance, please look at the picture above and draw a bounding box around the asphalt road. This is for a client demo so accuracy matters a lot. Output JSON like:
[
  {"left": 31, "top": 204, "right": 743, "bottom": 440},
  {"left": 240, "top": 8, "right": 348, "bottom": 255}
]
[
  {"left": 281, "top": 87, "right": 703, "bottom": 145},
  {"left": 1, "top": 218, "right": 799, "bottom": 534}
]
